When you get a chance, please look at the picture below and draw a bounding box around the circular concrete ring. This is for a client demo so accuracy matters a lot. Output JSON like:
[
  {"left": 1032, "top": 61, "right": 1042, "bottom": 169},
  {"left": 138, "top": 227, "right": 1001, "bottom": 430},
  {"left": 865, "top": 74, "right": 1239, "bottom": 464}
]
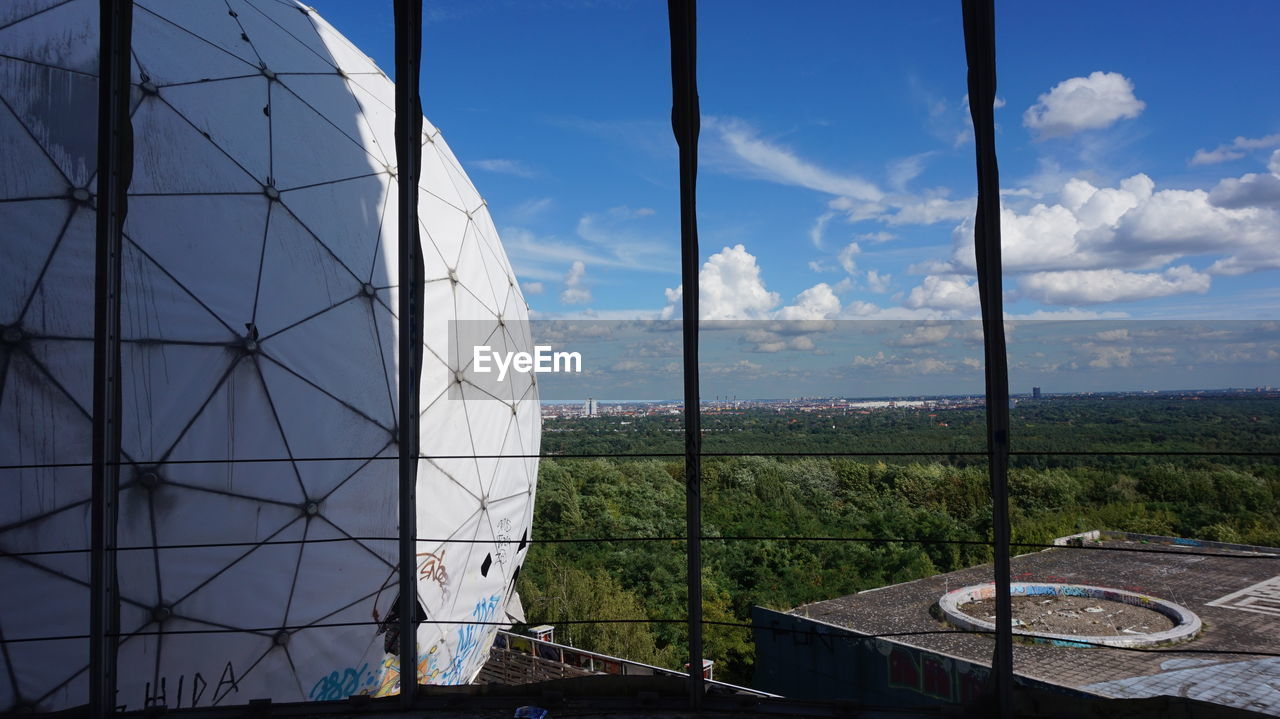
[{"left": 938, "top": 582, "right": 1201, "bottom": 648}]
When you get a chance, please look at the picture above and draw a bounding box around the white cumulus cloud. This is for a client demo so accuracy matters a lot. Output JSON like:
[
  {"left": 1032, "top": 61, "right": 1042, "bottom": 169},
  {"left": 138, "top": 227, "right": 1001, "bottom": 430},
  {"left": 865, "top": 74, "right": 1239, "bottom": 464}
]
[
  {"left": 776, "top": 283, "right": 841, "bottom": 320},
  {"left": 1208, "top": 152, "right": 1280, "bottom": 209},
  {"left": 1017, "top": 266, "right": 1210, "bottom": 305},
  {"left": 904, "top": 275, "right": 980, "bottom": 311},
  {"left": 946, "top": 166, "right": 1280, "bottom": 281},
  {"left": 662, "top": 244, "right": 844, "bottom": 321},
  {"left": 662, "top": 244, "right": 778, "bottom": 320},
  {"left": 1023, "top": 71, "right": 1145, "bottom": 139}
]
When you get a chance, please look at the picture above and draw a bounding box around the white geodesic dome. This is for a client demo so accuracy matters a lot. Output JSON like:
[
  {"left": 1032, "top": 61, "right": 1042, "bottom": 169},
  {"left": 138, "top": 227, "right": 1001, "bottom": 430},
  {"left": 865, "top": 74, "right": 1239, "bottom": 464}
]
[{"left": 0, "top": 0, "right": 539, "bottom": 710}]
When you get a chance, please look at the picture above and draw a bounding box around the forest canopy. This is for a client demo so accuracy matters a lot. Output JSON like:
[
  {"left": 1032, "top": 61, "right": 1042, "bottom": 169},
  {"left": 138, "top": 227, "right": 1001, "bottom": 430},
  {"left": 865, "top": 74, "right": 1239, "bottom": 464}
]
[{"left": 517, "top": 395, "right": 1280, "bottom": 685}]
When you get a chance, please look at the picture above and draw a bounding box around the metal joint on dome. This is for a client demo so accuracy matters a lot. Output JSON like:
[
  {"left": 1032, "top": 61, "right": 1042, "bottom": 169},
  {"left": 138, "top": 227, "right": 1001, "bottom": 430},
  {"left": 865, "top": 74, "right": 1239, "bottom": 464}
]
[
  {"left": 263, "top": 184, "right": 280, "bottom": 201},
  {"left": 136, "top": 468, "right": 162, "bottom": 491},
  {"left": 150, "top": 605, "right": 173, "bottom": 624},
  {"left": 454, "top": 370, "right": 464, "bottom": 384},
  {"left": 138, "top": 80, "right": 158, "bottom": 96},
  {"left": 302, "top": 501, "right": 320, "bottom": 517},
  {"left": 273, "top": 630, "right": 291, "bottom": 646},
  {"left": 1, "top": 324, "right": 24, "bottom": 345},
  {"left": 260, "top": 65, "right": 276, "bottom": 81},
  {"left": 447, "top": 269, "right": 458, "bottom": 284},
  {"left": 69, "top": 187, "right": 92, "bottom": 204},
  {"left": 361, "top": 283, "right": 377, "bottom": 298},
  {"left": 385, "top": 164, "right": 397, "bottom": 177}
]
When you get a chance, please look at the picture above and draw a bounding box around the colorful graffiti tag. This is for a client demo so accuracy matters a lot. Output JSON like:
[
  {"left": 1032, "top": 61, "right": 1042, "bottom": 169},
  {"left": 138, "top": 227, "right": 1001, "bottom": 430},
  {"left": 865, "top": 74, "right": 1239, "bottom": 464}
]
[
  {"left": 360, "top": 593, "right": 505, "bottom": 696},
  {"left": 416, "top": 550, "right": 450, "bottom": 597},
  {"left": 440, "top": 594, "right": 502, "bottom": 684},
  {"left": 308, "top": 662, "right": 379, "bottom": 702}
]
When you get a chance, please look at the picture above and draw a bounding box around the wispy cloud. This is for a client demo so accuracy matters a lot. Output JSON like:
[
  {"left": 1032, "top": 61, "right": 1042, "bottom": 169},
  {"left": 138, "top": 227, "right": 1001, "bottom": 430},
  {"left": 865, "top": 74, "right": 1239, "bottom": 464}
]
[
  {"left": 705, "top": 116, "right": 972, "bottom": 228},
  {"left": 503, "top": 226, "right": 673, "bottom": 276},
  {"left": 560, "top": 260, "right": 592, "bottom": 305},
  {"left": 703, "top": 116, "right": 884, "bottom": 201},
  {"left": 542, "top": 115, "right": 673, "bottom": 158},
  {"left": 809, "top": 212, "right": 835, "bottom": 249},
  {"left": 887, "top": 152, "right": 935, "bottom": 191},
  {"left": 1191, "top": 133, "right": 1280, "bottom": 166},
  {"left": 508, "top": 197, "right": 554, "bottom": 222},
  {"left": 471, "top": 158, "right": 538, "bottom": 178},
  {"left": 501, "top": 206, "right": 678, "bottom": 292}
]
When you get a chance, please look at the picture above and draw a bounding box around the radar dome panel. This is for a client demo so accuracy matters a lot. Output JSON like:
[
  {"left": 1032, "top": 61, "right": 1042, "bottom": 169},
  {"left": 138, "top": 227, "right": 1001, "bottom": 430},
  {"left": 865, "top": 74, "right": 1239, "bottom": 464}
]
[{"left": 0, "top": 1, "right": 540, "bottom": 710}]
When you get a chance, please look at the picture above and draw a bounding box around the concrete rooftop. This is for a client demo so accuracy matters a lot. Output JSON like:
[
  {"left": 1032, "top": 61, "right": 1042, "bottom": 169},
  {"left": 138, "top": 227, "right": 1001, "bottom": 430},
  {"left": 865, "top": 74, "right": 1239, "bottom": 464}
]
[{"left": 789, "top": 534, "right": 1280, "bottom": 715}]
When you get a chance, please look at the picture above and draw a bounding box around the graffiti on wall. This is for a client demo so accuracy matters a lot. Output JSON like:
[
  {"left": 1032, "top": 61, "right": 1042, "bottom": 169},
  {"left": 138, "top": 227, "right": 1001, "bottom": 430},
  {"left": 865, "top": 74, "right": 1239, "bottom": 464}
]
[
  {"left": 308, "top": 662, "right": 379, "bottom": 702},
  {"left": 140, "top": 661, "right": 241, "bottom": 709},
  {"left": 362, "top": 593, "right": 505, "bottom": 697},
  {"left": 884, "top": 644, "right": 989, "bottom": 704},
  {"left": 416, "top": 550, "right": 450, "bottom": 599}
]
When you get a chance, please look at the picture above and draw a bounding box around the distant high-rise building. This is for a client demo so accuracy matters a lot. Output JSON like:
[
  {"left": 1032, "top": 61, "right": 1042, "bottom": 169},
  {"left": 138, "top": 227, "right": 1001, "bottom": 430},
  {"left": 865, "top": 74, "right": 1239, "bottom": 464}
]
[
  {"left": 1033, "top": 386, "right": 1042, "bottom": 399},
  {"left": 584, "top": 397, "right": 598, "bottom": 416}
]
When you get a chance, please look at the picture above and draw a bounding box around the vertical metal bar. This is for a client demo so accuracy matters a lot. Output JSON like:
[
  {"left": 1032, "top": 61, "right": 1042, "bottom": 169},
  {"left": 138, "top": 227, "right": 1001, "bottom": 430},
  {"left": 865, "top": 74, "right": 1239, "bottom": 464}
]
[
  {"left": 960, "top": 1, "right": 1013, "bottom": 717},
  {"left": 667, "top": 0, "right": 703, "bottom": 709},
  {"left": 393, "top": 0, "right": 424, "bottom": 708},
  {"left": 91, "top": 1, "right": 132, "bottom": 716}
]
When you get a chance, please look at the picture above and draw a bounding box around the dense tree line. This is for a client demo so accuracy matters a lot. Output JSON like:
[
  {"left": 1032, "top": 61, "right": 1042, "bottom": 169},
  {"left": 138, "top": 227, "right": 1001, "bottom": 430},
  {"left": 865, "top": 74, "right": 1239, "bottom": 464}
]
[
  {"left": 542, "top": 395, "right": 1279, "bottom": 457},
  {"left": 518, "top": 396, "right": 1280, "bottom": 685}
]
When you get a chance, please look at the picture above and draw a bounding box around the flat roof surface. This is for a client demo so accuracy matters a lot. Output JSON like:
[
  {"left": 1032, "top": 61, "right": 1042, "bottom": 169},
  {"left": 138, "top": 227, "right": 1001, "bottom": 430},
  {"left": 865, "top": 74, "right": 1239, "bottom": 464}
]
[{"left": 789, "top": 537, "right": 1280, "bottom": 716}]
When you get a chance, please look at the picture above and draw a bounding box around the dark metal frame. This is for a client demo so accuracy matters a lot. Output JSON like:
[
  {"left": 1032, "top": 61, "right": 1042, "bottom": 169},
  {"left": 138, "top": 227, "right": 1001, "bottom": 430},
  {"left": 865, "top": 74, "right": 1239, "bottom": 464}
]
[
  {"left": 666, "top": 0, "right": 704, "bottom": 709},
  {"left": 393, "top": 0, "right": 425, "bottom": 708},
  {"left": 78, "top": 1, "right": 1016, "bottom": 715},
  {"left": 90, "top": 1, "right": 133, "bottom": 717},
  {"left": 961, "top": 1, "right": 1014, "bottom": 716}
]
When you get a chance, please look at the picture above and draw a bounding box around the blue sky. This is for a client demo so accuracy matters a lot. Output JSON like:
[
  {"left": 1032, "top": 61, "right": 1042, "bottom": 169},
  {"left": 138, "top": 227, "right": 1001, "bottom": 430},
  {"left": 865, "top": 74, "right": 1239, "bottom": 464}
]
[
  {"left": 306, "top": 1, "right": 1280, "bottom": 394},
  {"left": 310, "top": 0, "right": 1280, "bottom": 324}
]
